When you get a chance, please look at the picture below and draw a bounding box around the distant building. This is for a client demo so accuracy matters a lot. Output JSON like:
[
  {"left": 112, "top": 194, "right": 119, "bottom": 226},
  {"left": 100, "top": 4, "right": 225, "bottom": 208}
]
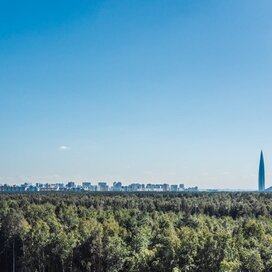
[
  {"left": 56, "top": 183, "right": 65, "bottom": 189},
  {"left": 146, "top": 184, "right": 161, "bottom": 191},
  {"left": 0, "top": 185, "right": 27, "bottom": 192},
  {"left": 82, "top": 182, "right": 92, "bottom": 191},
  {"left": 98, "top": 182, "right": 109, "bottom": 191},
  {"left": 259, "top": 151, "right": 265, "bottom": 191},
  {"left": 27, "top": 185, "right": 38, "bottom": 192},
  {"left": 112, "top": 182, "right": 122, "bottom": 191},
  {"left": 128, "top": 183, "right": 142, "bottom": 191},
  {"left": 162, "top": 184, "right": 170, "bottom": 191},
  {"left": 122, "top": 185, "right": 128, "bottom": 192},
  {"left": 179, "top": 184, "right": 185, "bottom": 191},
  {"left": 171, "top": 185, "right": 178, "bottom": 192},
  {"left": 186, "top": 186, "right": 198, "bottom": 192},
  {"left": 70, "top": 187, "right": 82, "bottom": 192},
  {"left": 82, "top": 182, "right": 91, "bottom": 187},
  {"left": 67, "top": 182, "right": 76, "bottom": 188}
]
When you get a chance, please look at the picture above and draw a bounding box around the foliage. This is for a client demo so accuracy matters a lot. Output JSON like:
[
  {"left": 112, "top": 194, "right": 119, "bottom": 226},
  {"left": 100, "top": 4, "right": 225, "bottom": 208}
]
[{"left": 0, "top": 192, "right": 271, "bottom": 271}]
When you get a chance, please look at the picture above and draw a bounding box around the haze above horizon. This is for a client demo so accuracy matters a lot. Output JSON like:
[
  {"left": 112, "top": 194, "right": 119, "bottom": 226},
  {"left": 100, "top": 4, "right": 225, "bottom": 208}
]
[{"left": 1, "top": 0, "right": 272, "bottom": 189}]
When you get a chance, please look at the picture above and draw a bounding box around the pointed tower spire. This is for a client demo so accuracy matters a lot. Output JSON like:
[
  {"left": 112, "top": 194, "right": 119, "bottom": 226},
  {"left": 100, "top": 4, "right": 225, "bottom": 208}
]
[{"left": 258, "top": 150, "right": 265, "bottom": 191}]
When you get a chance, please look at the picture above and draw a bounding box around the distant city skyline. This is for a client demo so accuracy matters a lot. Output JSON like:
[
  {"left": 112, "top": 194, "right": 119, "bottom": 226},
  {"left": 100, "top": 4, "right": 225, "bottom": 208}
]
[
  {"left": 1, "top": 1, "right": 272, "bottom": 189},
  {"left": 0, "top": 181, "right": 198, "bottom": 193}
]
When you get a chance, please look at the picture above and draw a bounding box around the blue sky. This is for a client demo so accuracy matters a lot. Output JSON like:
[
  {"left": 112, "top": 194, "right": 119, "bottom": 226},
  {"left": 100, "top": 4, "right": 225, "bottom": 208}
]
[{"left": 0, "top": 0, "right": 272, "bottom": 189}]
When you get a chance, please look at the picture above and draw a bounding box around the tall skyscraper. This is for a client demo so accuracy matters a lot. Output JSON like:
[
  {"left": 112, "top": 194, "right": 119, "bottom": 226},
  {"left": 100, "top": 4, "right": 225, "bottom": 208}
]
[{"left": 258, "top": 151, "right": 265, "bottom": 191}]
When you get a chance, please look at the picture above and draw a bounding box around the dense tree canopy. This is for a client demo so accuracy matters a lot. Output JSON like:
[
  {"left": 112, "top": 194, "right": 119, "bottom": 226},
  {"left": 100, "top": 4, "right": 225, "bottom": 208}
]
[{"left": 0, "top": 192, "right": 271, "bottom": 271}]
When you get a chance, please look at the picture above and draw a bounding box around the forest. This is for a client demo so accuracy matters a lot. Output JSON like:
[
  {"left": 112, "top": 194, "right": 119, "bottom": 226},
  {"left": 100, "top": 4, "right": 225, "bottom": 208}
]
[{"left": 0, "top": 192, "right": 272, "bottom": 272}]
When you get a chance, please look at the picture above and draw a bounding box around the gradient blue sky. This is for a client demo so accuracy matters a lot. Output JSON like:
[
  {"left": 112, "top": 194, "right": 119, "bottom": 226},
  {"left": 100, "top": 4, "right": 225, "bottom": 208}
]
[{"left": 0, "top": 0, "right": 272, "bottom": 189}]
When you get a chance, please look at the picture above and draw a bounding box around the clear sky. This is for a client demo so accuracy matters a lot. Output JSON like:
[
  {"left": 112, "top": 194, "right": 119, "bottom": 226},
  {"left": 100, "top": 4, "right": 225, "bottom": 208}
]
[{"left": 0, "top": 0, "right": 272, "bottom": 189}]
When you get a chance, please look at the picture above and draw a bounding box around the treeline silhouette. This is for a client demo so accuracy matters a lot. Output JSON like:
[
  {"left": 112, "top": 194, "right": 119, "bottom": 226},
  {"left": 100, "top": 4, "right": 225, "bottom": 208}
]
[{"left": 0, "top": 192, "right": 272, "bottom": 271}]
